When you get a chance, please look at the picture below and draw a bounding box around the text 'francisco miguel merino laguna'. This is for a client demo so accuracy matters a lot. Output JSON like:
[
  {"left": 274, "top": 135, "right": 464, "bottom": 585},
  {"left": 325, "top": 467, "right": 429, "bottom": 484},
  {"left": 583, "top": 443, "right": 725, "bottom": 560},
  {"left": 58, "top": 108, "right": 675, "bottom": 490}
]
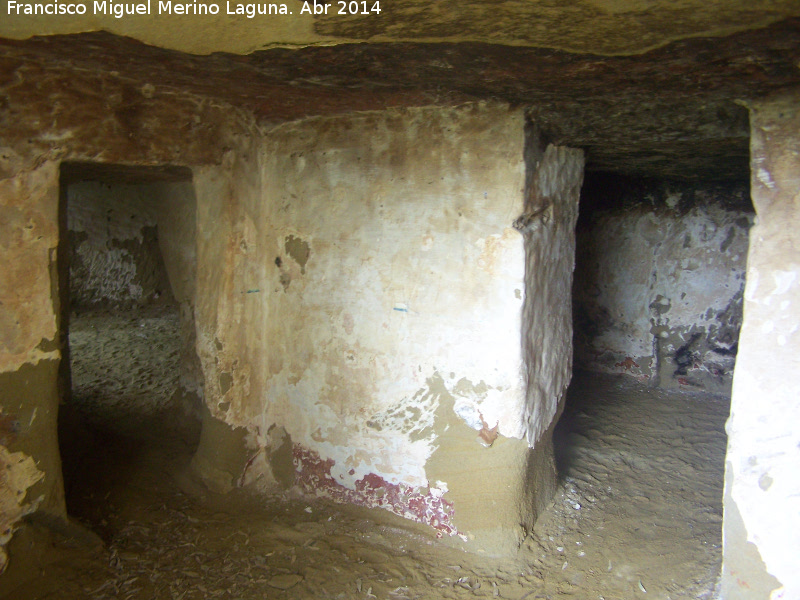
[{"left": 7, "top": 0, "right": 382, "bottom": 17}]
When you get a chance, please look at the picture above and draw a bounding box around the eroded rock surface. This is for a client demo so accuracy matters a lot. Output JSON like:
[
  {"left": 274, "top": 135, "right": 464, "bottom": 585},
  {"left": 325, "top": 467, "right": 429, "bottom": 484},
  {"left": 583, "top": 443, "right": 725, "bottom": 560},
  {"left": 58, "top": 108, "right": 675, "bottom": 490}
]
[{"left": 1, "top": 19, "right": 799, "bottom": 179}]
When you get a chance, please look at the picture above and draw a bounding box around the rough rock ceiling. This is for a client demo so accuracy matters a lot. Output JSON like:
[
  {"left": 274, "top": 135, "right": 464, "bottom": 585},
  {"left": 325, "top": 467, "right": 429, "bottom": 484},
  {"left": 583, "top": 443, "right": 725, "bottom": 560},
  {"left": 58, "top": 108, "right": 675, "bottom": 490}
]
[
  {"left": 2, "top": 17, "right": 800, "bottom": 180},
  {"left": 2, "top": 0, "right": 798, "bottom": 56}
]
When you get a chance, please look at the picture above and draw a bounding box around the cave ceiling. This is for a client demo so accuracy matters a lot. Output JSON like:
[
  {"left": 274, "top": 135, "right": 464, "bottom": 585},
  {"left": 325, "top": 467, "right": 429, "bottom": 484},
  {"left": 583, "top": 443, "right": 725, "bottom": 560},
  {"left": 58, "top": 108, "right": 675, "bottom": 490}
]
[{"left": 1, "top": 2, "right": 800, "bottom": 180}]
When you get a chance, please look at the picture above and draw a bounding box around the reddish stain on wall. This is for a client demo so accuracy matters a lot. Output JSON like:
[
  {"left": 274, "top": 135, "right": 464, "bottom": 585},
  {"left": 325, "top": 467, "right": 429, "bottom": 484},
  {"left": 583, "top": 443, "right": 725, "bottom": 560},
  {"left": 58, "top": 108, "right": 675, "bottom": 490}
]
[
  {"left": 615, "top": 356, "right": 640, "bottom": 371},
  {"left": 292, "top": 445, "right": 459, "bottom": 538}
]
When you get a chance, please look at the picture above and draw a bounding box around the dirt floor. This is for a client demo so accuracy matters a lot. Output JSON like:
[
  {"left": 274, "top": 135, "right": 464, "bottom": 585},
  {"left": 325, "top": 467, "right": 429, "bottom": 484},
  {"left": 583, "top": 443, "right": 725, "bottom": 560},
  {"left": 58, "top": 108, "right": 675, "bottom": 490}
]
[{"left": 0, "top": 305, "right": 729, "bottom": 600}]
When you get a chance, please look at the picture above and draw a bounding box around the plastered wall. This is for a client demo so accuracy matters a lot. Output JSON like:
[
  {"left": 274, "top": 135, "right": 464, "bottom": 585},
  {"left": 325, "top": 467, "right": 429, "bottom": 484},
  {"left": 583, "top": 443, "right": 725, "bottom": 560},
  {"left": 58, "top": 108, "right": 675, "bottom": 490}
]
[
  {"left": 573, "top": 177, "right": 752, "bottom": 393},
  {"left": 721, "top": 91, "right": 800, "bottom": 600},
  {"left": 0, "top": 55, "right": 257, "bottom": 574},
  {"left": 190, "top": 105, "right": 584, "bottom": 552},
  {"left": 0, "top": 46, "right": 585, "bottom": 564}
]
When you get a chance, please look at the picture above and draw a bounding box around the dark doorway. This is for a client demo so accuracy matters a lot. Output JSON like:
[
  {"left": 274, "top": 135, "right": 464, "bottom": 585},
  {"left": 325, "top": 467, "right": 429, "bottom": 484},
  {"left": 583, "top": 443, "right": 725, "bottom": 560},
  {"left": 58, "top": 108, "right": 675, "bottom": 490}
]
[
  {"left": 57, "top": 163, "right": 201, "bottom": 538},
  {"left": 541, "top": 172, "right": 752, "bottom": 597}
]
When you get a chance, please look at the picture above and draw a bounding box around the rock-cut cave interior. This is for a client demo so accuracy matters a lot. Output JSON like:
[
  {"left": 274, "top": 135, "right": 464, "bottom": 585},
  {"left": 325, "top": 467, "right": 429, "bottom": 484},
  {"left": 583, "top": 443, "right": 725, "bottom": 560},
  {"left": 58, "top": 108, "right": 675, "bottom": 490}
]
[{"left": 1, "top": 4, "right": 799, "bottom": 600}]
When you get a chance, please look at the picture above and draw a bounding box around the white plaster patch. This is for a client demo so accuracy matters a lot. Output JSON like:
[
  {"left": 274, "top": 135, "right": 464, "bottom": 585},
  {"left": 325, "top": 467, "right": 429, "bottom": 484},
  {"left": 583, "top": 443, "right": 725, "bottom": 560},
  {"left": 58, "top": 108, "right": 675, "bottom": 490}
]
[
  {"left": 772, "top": 270, "right": 796, "bottom": 296},
  {"left": 665, "top": 192, "right": 681, "bottom": 209},
  {"left": 453, "top": 400, "right": 483, "bottom": 431},
  {"left": 756, "top": 166, "right": 776, "bottom": 189},
  {"left": 430, "top": 481, "right": 448, "bottom": 498}
]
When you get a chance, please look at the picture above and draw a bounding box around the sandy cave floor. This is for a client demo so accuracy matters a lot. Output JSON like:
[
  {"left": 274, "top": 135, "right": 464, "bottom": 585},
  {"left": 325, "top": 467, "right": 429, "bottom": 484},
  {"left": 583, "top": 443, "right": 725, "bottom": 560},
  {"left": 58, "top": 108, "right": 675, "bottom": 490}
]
[{"left": 1, "top": 305, "right": 728, "bottom": 600}]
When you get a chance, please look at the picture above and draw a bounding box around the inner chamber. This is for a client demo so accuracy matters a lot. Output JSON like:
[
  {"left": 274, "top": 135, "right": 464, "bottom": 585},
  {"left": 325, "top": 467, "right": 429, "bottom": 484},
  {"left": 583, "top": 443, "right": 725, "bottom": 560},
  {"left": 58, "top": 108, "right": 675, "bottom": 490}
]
[{"left": 57, "top": 163, "right": 202, "bottom": 532}]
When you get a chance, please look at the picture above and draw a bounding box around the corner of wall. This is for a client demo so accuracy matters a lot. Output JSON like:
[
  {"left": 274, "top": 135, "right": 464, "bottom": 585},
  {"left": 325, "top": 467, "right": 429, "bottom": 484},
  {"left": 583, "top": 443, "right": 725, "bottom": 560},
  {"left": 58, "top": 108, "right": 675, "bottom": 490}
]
[
  {"left": 722, "top": 88, "right": 800, "bottom": 599},
  {"left": 520, "top": 141, "right": 585, "bottom": 447},
  {"left": 0, "top": 160, "right": 67, "bottom": 574}
]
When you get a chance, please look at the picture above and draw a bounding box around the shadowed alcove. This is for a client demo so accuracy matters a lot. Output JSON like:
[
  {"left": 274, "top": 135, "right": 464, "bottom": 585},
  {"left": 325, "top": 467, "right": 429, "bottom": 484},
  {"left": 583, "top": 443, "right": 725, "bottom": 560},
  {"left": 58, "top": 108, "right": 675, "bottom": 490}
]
[{"left": 57, "top": 162, "right": 202, "bottom": 535}]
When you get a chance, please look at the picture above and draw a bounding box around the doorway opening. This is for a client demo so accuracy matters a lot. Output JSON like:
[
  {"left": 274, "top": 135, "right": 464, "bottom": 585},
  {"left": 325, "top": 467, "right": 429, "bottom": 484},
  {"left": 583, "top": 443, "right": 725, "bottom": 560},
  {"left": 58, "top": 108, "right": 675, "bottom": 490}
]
[
  {"left": 535, "top": 171, "right": 754, "bottom": 597},
  {"left": 57, "top": 162, "right": 202, "bottom": 537}
]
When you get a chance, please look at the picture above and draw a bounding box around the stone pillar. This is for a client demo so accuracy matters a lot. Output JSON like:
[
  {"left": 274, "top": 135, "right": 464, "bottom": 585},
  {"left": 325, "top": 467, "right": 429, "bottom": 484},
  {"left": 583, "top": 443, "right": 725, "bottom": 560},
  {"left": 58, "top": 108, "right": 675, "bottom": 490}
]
[
  {"left": 190, "top": 104, "right": 584, "bottom": 554},
  {"left": 721, "top": 90, "right": 800, "bottom": 599}
]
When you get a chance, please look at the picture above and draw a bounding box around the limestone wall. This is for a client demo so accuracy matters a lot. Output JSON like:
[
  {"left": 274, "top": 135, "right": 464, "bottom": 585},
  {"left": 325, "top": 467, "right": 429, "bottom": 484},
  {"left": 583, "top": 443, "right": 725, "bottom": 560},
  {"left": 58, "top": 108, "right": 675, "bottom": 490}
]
[
  {"left": 0, "top": 53, "right": 257, "bottom": 574},
  {"left": 190, "top": 105, "right": 584, "bottom": 552},
  {"left": 0, "top": 45, "right": 584, "bottom": 562},
  {"left": 721, "top": 91, "right": 800, "bottom": 600},
  {"left": 66, "top": 181, "right": 174, "bottom": 308},
  {"left": 64, "top": 177, "right": 202, "bottom": 402},
  {"left": 520, "top": 142, "right": 584, "bottom": 445},
  {"left": 0, "top": 164, "right": 64, "bottom": 575},
  {"left": 152, "top": 181, "right": 203, "bottom": 402},
  {"left": 573, "top": 176, "right": 752, "bottom": 393}
]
